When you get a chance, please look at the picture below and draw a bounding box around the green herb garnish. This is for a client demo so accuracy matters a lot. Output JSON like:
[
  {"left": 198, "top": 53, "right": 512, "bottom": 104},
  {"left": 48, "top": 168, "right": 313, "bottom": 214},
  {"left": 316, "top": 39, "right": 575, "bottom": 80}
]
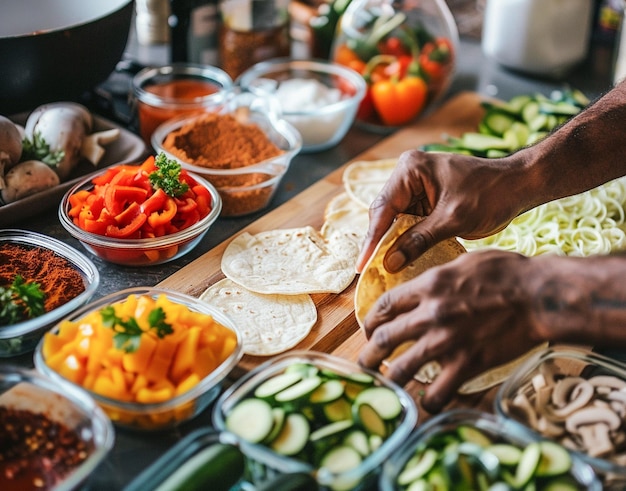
[
  {"left": 0, "top": 275, "right": 46, "bottom": 326},
  {"left": 101, "top": 305, "right": 174, "bottom": 353},
  {"left": 22, "top": 132, "right": 65, "bottom": 166},
  {"left": 149, "top": 153, "right": 190, "bottom": 198}
]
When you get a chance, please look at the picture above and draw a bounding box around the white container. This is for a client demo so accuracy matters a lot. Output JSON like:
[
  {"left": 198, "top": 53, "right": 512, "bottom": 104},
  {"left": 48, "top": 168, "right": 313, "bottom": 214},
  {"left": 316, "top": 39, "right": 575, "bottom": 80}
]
[{"left": 481, "top": 0, "right": 594, "bottom": 77}]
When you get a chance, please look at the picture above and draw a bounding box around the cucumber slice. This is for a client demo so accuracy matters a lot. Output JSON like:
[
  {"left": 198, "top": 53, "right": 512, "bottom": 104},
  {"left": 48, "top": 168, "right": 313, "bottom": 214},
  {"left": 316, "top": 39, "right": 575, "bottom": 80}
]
[
  {"left": 343, "top": 430, "right": 370, "bottom": 457},
  {"left": 320, "top": 444, "right": 363, "bottom": 474},
  {"left": 323, "top": 396, "right": 353, "bottom": 422},
  {"left": 514, "top": 442, "right": 542, "bottom": 488},
  {"left": 368, "top": 433, "right": 383, "bottom": 453},
  {"left": 406, "top": 479, "right": 430, "bottom": 491},
  {"left": 263, "top": 407, "right": 287, "bottom": 444},
  {"left": 254, "top": 371, "right": 303, "bottom": 399},
  {"left": 270, "top": 412, "right": 310, "bottom": 456},
  {"left": 343, "top": 372, "right": 375, "bottom": 385},
  {"left": 226, "top": 398, "right": 274, "bottom": 443},
  {"left": 153, "top": 443, "right": 244, "bottom": 491},
  {"left": 354, "top": 402, "right": 387, "bottom": 437},
  {"left": 459, "top": 133, "right": 511, "bottom": 151},
  {"left": 310, "top": 379, "right": 345, "bottom": 404},
  {"left": 397, "top": 448, "right": 438, "bottom": 486},
  {"left": 275, "top": 375, "right": 323, "bottom": 403},
  {"left": 457, "top": 425, "right": 493, "bottom": 448},
  {"left": 542, "top": 475, "right": 579, "bottom": 491},
  {"left": 486, "top": 444, "right": 522, "bottom": 466},
  {"left": 483, "top": 110, "right": 516, "bottom": 136},
  {"left": 536, "top": 441, "right": 571, "bottom": 477},
  {"left": 285, "top": 362, "right": 319, "bottom": 377},
  {"left": 310, "top": 419, "right": 354, "bottom": 443},
  {"left": 353, "top": 386, "right": 402, "bottom": 420}
]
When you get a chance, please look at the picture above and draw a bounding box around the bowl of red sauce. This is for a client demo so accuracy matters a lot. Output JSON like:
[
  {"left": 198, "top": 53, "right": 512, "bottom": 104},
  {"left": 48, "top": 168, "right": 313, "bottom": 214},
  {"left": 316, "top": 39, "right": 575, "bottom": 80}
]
[{"left": 132, "top": 63, "right": 234, "bottom": 144}]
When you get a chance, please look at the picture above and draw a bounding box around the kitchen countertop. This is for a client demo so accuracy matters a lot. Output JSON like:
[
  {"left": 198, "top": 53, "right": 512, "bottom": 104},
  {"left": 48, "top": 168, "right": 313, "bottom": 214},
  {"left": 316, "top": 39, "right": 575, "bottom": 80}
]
[{"left": 2, "top": 24, "right": 619, "bottom": 489}]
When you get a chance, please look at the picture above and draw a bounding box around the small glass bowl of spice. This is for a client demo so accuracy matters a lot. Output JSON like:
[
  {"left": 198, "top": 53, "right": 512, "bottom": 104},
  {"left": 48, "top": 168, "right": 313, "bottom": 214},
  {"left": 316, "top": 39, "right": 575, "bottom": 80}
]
[
  {"left": 132, "top": 63, "right": 234, "bottom": 144},
  {"left": 0, "top": 229, "right": 100, "bottom": 357},
  {"left": 152, "top": 91, "right": 302, "bottom": 217},
  {"left": 0, "top": 365, "right": 114, "bottom": 491}
]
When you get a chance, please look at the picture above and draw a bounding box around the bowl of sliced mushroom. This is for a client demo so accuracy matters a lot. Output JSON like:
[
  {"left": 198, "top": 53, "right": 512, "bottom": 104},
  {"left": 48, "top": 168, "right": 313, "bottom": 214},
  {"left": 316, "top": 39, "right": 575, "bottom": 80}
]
[{"left": 495, "top": 346, "right": 626, "bottom": 489}]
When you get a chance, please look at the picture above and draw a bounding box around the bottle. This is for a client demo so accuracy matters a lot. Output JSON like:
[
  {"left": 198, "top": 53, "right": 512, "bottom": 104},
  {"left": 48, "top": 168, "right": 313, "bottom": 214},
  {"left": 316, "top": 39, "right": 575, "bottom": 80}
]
[
  {"left": 169, "top": 0, "right": 220, "bottom": 65},
  {"left": 136, "top": 0, "right": 171, "bottom": 45}
]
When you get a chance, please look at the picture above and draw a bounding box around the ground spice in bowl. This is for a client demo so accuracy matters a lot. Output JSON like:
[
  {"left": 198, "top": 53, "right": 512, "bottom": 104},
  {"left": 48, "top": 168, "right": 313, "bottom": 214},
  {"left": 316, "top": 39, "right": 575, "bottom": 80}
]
[
  {"left": 161, "top": 112, "right": 283, "bottom": 169},
  {"left": 0, "top": 243, "right": 85, "bottom": 316}
]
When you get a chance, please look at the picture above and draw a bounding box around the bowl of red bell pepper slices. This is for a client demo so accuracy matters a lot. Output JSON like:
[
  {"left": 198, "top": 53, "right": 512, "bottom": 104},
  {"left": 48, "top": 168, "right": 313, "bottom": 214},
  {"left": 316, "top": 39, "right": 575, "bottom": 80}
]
[{"left": 58, "top": 153, "right": 222, "bottom": 266}]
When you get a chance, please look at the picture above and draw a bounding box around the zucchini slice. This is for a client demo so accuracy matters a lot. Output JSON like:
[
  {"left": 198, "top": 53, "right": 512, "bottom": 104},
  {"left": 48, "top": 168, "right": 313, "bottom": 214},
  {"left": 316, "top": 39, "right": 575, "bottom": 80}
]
[
  {"left": 226, "top": 398, "right": 274, "bottom": 443},
  {"left": 536, "top": 441, "right": 572, "bottom": 477},
  {"left": 270, "top": 412, "right": 310, "bottom": 456},
  {"left": 320, "top": 445, "right": 363, "bottom": 474},
  {"left": 310, "top": 379, "right": 345, "bottom": 404},
  {"left": 310, "top": 419, "right": 354, "bottom": 443},
  {"left": 397, "top": 448, "right": 438, "bottom": 486},
  {"left": 354, "top": 402, "right": 387, "bottom": 437},
  {"left": 323, "top": 396, "right": 353, "bottom": 422},
  {"left": 254, "top": 371, "right": 303, "bottom": 400},
  {"left": 275, "top": 375, "right": 323, "bottom": 403},
  {"left": 514, "top": 442, "right": 542, "bottom": 488},
  {"left": 353, "top": 386, "right": 402, "bottom": 420}
]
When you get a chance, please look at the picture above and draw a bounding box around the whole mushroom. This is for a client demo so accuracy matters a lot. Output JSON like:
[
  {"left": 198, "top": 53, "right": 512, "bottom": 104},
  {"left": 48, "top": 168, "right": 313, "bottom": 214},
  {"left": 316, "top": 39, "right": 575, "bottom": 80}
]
[
  {"left": 23, "top": 102, "right": 93, "bottom": 181},
  {"left": 0, "top": 115, "right": 23, "bottom": 189}
]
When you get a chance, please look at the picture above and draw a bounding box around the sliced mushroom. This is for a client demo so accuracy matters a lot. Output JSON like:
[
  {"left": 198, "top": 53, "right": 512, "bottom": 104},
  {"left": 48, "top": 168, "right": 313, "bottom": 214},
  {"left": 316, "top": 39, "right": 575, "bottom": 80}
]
[
  {"left": 565, "top": 406, "right": 622, "bottom": 433},
  {"left": 81, "top": 128, "right": 120, "bottom": 165},
  {"left": 0, "top": 115, "right": 23, "bottom": 189},
  {"left": 588, "top": 375, "right": 626, "bottom": 391},
  {"left": 550, "top": 377, "right": 594, "bottom": 418},
  {"left": 577, "top": 423, "right": 614, "bottom": 458}
]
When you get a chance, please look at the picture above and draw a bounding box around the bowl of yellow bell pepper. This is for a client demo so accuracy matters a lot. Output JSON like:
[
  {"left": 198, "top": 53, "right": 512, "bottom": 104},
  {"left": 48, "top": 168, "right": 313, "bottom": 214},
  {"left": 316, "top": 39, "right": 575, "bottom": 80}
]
[{"left": 33, "top": 287, "right": 243, "bottom": 431}]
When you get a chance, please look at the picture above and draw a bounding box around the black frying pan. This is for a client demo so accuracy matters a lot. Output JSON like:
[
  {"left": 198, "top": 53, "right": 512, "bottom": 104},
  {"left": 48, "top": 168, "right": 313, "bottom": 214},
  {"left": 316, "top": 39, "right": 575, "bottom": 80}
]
[{"left": 0, "top": 0, "right": 134, "bottom": 114}]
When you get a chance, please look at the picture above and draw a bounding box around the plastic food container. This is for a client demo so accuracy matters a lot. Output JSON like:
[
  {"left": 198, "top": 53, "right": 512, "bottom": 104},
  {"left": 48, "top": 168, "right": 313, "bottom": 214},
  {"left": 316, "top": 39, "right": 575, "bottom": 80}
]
[
  {"left": 495, "top": 346, "right": 626, "bottom": 489},
  {"left": 132, "top": 63, "right": 234, "bottom": 144},
  {"left": 152, "top": 91, "right": 301, "bottom": 217},
  {"left": 238, "top": 58, "right": 366, "bottom": 153},
  {"left": 58, "top": 166, "right": 222, "bottom": 266},
  {"left": 212, "top": 350, "right": 418, "bottom": 490},
  {"left": 0, "top": 229, "right": 100, "bottom": 357},
  {"left": 34, "top": 287, "right": 243, "bottom": 431},
  {"left": 0, "top": 365, "right": 114, "bottom": 491},
  {"left": 380, "top": 409, "right": 601, "bottom": 490}
]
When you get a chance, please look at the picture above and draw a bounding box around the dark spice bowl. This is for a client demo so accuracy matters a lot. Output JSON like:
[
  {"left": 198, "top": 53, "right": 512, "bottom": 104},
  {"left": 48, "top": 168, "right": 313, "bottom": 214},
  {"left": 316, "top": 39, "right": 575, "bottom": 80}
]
[
  {"left": 0, "top": 365, "right": 114, "bottom": 490},
  {"left": 151, "top": 91, "right": 302, "bottom": 217},
  {"left": 0, "top": 229, "right": 100, "bottom": 357}
]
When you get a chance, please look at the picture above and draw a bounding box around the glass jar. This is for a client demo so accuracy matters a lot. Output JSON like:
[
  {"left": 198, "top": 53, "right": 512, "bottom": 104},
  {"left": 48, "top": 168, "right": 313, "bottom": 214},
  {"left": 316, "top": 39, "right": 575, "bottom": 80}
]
[
  {"left": 331, "top": 0, "right": 458, "bottom": 132},
  {"left": 218, "top": 0, "right": 291, "bottom": 80}
]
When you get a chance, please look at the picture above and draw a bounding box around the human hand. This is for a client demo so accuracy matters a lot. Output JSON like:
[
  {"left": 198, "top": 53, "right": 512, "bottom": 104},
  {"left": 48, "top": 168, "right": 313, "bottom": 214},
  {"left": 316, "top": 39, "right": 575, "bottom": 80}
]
[
  {"left": 358, "top": 249, "right": 545, "bottom": 413},
  {"left": 355, "top": 149, "right": 529, "bottom": 274}
]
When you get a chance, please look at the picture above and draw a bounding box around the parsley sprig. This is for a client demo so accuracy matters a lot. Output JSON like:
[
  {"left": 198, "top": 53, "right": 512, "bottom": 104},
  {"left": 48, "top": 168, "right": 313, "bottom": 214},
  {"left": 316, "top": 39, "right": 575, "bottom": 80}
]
[
  {"left": 101, "top": 305, "right": 174, "bottom": 353},
  {"left": 22, "top": 132, "right": 65, "bottom": 166},
  {"left": 0, "top": 275, "right": 46, "bottom": 326},
  {"left": 149, "top": 153, "right": 189, "bottom": 198}
]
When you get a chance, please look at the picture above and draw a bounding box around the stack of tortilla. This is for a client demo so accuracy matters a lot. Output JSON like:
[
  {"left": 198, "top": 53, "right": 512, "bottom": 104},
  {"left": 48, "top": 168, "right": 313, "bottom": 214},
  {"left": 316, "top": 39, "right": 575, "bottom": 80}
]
[{"left": 200, "top": 158, "right": 397, "bottom": 357}]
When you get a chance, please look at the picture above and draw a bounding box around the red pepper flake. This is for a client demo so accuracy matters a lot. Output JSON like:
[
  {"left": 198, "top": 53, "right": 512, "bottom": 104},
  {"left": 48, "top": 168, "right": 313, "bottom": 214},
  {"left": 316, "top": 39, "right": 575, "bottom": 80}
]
[{"left": 0, "top": 407, "right": 93, "bottom": 490}]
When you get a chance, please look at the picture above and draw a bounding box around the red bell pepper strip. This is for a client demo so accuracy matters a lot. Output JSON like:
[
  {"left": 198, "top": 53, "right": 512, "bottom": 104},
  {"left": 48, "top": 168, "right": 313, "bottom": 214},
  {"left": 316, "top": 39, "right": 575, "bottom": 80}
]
[{"left": 419, "top": 37, "right": 454, "bottom": 83}]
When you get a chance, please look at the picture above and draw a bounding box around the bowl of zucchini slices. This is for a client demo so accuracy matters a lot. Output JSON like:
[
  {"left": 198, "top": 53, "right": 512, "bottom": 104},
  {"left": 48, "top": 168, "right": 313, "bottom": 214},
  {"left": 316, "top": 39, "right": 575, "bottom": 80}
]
[{"left": 211, "top": 350, "right": 418, "bottom": 490}]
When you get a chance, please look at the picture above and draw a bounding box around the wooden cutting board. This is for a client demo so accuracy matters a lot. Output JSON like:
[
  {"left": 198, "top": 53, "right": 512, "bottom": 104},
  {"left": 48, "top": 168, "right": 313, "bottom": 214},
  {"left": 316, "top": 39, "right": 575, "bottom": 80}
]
[{"left": 157, "top": 91, "right": 487, "bottom": 377}]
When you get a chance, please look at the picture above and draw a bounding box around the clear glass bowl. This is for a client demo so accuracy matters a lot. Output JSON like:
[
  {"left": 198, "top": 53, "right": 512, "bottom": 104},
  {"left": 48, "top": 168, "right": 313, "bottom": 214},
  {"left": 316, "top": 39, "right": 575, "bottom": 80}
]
[
  {"left": 152, "top": 91, "right": 302, "bottom": 217},
  {"left": 380, "top": 408, "right": 601, "bottom": 490},
  {"left": 331, "top": 0, "right": 459, "bottom": 133},
  {"left": 0, "top": 229, "right": 100, "bottom": 357},
  {"left": 237, "top": 57, "right": 366, "bottom": 153},
  {"left": 131, "top": 63, "right": 234, "bottom": 144},
  {"left": 212, "top": 350, "right": 418, "bottom": 490},
  {"left": 495, "top": 346, "right": 626, "bottom": 489},
  {"left": 34, "top": 287, "right": 243, "bottom": 431},
  {"left": 0, "top": 364, "right": 114, "bottom": 490},
  {"left": 58, "top": 167, "right": 222, "bottom": 266}
]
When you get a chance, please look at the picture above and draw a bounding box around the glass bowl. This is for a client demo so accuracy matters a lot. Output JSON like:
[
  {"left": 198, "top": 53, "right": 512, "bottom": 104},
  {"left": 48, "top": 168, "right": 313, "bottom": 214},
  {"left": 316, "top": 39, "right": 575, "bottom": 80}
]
[
  {"left": 0, "top": 364, "right": 114, "bottom": 490},
  {"left": 34, "top": 287, "right": 243, "bottom": 431},
  {"left": 131, "top": 63, "right": 234, "bottom": 144},
  {"left": 380, "top": 408, "right": 601, "bottom": 490},
  {"left": 0, "top": 229, "right": 100, "bottom": 357},
  {"left": 237, "top": 57, "right": 367, "bottom": 153},
  {"left": 495, "top": 346, "right": 626, "bottom": 489},
  {"left": 331, "top": 0, "right": 458, "bottom": 133},
  {"left": 58, "top": 165, "right": 222, "bottom": 266},
  {"left": 212, "top": 350, "right": 418, "bottom": 490},
  {"left": 152, "top": 91, "right": 302, "bottom": 217}
]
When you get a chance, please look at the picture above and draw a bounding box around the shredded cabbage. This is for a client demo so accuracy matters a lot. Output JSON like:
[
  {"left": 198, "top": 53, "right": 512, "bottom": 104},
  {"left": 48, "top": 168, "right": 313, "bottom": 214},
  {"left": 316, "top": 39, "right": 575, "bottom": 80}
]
[{"left": 459, "top": 177, "right": 626, "bottom": 256}]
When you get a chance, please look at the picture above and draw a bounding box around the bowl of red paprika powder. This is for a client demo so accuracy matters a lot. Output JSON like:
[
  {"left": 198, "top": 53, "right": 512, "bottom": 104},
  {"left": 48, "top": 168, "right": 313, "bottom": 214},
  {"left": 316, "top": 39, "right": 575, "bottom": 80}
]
[
  {"left": 0, "top": 229, "right": 100, "bottom": 357},
  {"left": 58, "top": 154, "right": 222, "bottom": 266},
  {"left": 151, "top": 92, "right": 302, "bottom": 217}
]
